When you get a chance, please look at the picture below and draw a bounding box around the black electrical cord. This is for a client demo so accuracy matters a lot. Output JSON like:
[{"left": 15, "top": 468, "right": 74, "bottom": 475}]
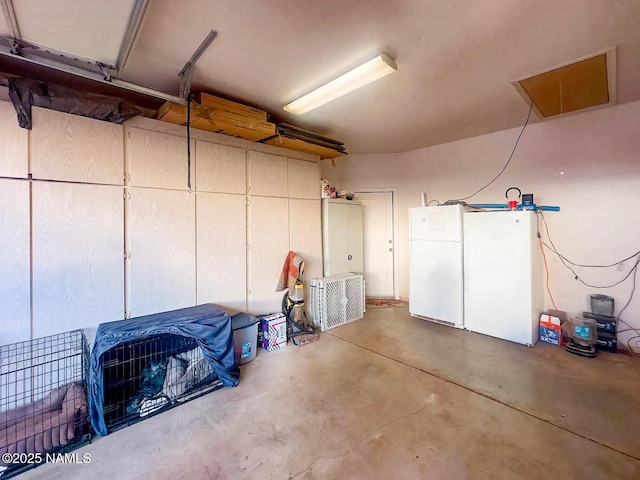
[
  {"left": 537, "top": 212, "right": 640, "bottom": 288},
  {"left": 452, "top": 101, "right": 533, "bottom": 202},
  {"left": 426, "top": 200, "right": 441, "bottom": 206},
  {"left": 618, "top": 264, "right": 638, "bottom": 319},
  {"left": 549, "top": 248, "right": 640, "bottom": 289},
  {"left": 626, "top": 335, "right": 640, "bottom": 358},
  {"left": 539, "top": 212, "right": 640, "bottom": 268}
]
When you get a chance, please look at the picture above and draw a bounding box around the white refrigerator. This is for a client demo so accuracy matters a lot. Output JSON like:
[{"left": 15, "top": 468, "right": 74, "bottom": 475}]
[
  {"left": 409, "top": 205, "right": 464, "bottom": 328},
  {"left": 463, "top": 211, "right": 543, "bottom": 346}
]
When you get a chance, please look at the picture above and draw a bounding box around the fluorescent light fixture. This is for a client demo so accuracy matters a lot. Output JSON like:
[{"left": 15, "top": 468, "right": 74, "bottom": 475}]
[{"left": 284, "top": 53, "right": 397, "bottom": 115}]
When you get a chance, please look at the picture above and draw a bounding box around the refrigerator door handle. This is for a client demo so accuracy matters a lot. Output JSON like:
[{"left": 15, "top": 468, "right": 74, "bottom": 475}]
[{"left": 463, "top": 238, "right": 469, "bottom": 295}]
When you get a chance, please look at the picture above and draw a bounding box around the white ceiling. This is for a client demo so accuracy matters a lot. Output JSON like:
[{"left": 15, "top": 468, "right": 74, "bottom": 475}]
[
  {"left": 3, "top": 0, "right": 640, "bottom": 154},
  {"left": 11, "top": 0, "right": 134, "bottom": 65}
]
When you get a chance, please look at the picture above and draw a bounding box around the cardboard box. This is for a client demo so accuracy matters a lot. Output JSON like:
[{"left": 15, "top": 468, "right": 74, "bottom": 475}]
[
  {"left": 539, "top": 310, "right": 567, "bottom": 346},
  {"left": 260, "top": 313, "right": 287, "bottom": 351}
]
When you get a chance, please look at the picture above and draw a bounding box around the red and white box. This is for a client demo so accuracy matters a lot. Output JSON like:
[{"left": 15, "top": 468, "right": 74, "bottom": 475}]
[
  {"left": 539, "top": 310, "right": 566, "bottom": 346},
  {"left": 260, "top": 313, "right": 287, "bottom": 351}
]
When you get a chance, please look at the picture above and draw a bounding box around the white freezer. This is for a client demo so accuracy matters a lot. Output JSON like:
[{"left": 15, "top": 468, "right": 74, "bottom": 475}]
[
  {"left": 409, "top": 205, "right": 464, "bottom": 328},
  {"left": 463, "top": 211, "right": 543, "bottom": 346}
]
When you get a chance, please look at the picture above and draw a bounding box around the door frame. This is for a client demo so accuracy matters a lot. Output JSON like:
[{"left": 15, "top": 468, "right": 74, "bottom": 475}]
[{"left": 353, "top": 188, "right": 399, "bottom": 300}]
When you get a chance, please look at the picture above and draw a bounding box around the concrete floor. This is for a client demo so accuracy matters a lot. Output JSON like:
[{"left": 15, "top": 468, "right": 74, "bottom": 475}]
[{"left": 19, "top": 306, "right": 640, "bottom": 479}]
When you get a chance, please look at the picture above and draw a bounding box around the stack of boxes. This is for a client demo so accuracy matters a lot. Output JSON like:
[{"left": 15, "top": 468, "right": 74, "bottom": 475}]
[{"left": 584, "top": 294, "right": 618, "bottom": 353}]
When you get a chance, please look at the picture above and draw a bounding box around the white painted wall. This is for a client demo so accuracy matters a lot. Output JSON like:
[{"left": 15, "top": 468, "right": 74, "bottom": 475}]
[{"left": 322, "top": 100, "right": 640, "bottom": 349}]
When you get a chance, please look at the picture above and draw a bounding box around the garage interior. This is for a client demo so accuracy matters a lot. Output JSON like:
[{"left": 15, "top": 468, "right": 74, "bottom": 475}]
[{"left": 1, "top": 1, "right": 640, "bottom": 479}]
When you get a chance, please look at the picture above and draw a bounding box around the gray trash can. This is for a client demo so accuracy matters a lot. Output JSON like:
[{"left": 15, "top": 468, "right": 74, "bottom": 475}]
[{"left": 231, "top": 313, "right": 260, "bottom": 365}]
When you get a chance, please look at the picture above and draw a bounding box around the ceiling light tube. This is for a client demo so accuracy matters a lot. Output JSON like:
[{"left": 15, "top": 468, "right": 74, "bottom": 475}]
[{"left": 284, "top": 53, "right": 397, "bottom": 115}]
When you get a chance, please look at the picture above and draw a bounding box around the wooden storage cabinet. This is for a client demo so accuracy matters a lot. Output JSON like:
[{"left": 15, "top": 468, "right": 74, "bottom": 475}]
[
  {"left": 127, "top": 128, "right": 194, "bottom": 190},
  {"left": 0, "top": 101, "right": 28, "bottom": 179},
  {"left": 0, "top": 179, "right": 30, "bottom": 344},
  {"left": 288, "top": 158, "right": 320, "bottom": 199},
  {"left": 247, "top": 151, "right": 288, "bottom": 197},
  {"left": 128, "top": 188, "right": 196, "bottom": 317},
  {"left": 289, "top": 199, "right": 323, "bottom": 286},
  {"left": 31, "top": 107, "right": 123, "bottom": 185},
  {"left": 32, "top": 182, "right": 124, "bottom": 337},
  {"left": 196, "top": 192, "right": 247, "bottom": 311},
  {"left": 247, "top": 196, "right": 290, "bottom": 313},
  {"left": 195, "top": 140, "right": 246, "bottom": 194}
]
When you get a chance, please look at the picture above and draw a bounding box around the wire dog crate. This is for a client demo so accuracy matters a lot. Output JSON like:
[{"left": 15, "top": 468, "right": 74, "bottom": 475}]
[
  {"left": 102, "top": 334, "right": 223, "bottom": 433},
  {"left": 310, "top": 274, "right": 366, "bottom": 331},
  {"left": 0, "top": 330, "right": 91, "bottom": 478}
]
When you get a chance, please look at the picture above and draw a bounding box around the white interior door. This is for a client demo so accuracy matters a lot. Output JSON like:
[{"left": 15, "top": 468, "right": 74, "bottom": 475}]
[{"left": 355, "top": 191, "right": 395, "bottom": 298}]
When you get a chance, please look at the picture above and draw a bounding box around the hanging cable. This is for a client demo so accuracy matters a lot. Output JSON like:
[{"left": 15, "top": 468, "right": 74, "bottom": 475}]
[
  {"left": 538, "top": 236, "right": 559, "bottom": 310},
  {"left": 452, "top": 101, "right": 533, "bottom": 202},
  {"left": 618, "top": 263, "right": 638, "bottom": 319},
  {"left": 187, "top": 94, "right": 192, "bottom": 192},
  {"left": 626, "top": 335, "right": 640, "bottom": 358},
  {"left": 539, "top": 212, "right": 640, "bottom": 268},
  {"left": 538, "top": 212, "right": 640, "bottom": 289}
]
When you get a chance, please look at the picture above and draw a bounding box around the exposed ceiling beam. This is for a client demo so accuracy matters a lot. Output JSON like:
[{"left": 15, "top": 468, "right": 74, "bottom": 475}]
[{"left": 116, "top": 0, "right": 150, "bottom": 73}]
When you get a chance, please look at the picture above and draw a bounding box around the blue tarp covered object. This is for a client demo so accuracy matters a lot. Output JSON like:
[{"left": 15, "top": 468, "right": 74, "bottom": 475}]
[{"left": 89, "top": 304, "right": 239, "bottom": 436}]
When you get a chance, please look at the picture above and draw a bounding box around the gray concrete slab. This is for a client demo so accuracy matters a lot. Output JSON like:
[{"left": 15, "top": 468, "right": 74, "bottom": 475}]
[{"left": 16, "top": 307, "right": 640, "bottom": 479}]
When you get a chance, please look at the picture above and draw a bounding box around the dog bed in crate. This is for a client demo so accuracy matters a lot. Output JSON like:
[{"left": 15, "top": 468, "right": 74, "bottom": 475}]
[
  {"left": 89, "top": 304, "right": 239, "bottom": 436},
  {"left": 0, "top": 330, "right": 90, "bottom": 478}
]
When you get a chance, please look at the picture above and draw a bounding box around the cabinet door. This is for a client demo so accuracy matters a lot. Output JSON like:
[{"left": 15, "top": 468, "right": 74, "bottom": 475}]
[
  {"left": 288, "top": 159, "right": 320, "bottom": 199},
  {"left": 196, "top": 140, "right": 246, "bottom": 194},
  {"left": 32, "top": 183, "right": 124, "bottom": 337},
  {"left": 289, "top": 199, "right": 322, "bottom": 283},
  {"left": 247, "top": 151, "right": 287, "bottom": 197},
  {"left": 0, "top": 101, "right": 28, "bottom": 179},
  {"left": 323, "top": 202, "right": 363, "bottom": 276},
  {"left": 129, "top": 188, "right": 196, "bottom": 317},
  {"left": 127, "top": 128, "right": 194, "bottom": 191},
  {"left": 0, "top": 179, "right": 30, "bottom": 344},
  {"left": 197, "top": 192, "right": 247, "bottom": 311},
  {"left": 248, "top": 196, "right": 289, "bottom": 314},
  {"left": 289, "top": 199, "right": 322, "bottom": 310},
  {"left": 31, "top": 107, "right": 123, "bottom": 184}
]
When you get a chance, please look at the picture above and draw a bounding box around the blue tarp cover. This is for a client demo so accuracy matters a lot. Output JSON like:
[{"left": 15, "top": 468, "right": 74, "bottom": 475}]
[{"left": 89, "top": 304, "right": 239, "bottom": 436}]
